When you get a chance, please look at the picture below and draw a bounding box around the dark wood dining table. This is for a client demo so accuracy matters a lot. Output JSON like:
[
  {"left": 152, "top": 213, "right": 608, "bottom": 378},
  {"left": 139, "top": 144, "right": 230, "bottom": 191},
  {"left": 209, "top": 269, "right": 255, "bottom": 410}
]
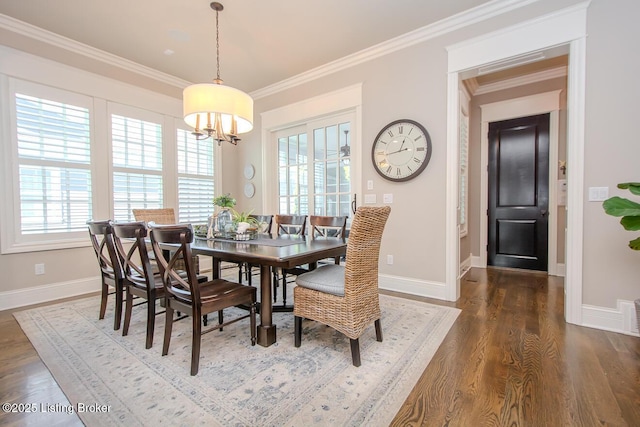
[{"left": 189, "top": 234, "right": 347, "bottom": 347}]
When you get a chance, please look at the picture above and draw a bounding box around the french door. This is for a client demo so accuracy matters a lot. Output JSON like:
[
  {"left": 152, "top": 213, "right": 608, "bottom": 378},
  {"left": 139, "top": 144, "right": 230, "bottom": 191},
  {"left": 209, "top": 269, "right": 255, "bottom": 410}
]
[{"left": 276, "top": 113, "right": 354, "bottom": 221}]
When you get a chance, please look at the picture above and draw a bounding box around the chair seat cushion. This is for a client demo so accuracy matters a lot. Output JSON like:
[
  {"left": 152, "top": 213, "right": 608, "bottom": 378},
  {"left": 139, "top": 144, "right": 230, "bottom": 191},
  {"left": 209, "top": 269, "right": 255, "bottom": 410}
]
[{"left": 295, "top": 264, "right": 345, "bottom": 296}]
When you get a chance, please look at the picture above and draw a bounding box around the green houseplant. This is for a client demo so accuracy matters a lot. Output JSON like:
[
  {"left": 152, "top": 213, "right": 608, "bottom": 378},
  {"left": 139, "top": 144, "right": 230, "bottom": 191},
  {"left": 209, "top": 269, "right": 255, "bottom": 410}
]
[
  {"left": 603, "top": 182, "right": 640, "bottom": 333},
  {"left": 232, "top": 209, "right": 259, "bottom": 234}
]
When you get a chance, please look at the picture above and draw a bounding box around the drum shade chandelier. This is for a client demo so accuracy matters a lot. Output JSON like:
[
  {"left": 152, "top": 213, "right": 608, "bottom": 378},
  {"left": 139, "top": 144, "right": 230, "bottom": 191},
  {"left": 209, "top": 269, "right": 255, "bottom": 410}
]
[{"left": 183, "top": 2, "right": 253, "bottom": 145}]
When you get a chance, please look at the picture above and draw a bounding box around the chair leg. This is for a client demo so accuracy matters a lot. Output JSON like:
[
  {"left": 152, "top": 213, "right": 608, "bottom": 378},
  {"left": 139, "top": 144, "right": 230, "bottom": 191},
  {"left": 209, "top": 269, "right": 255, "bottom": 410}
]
[
  {"left": 350, "top": 338, "right": 361, "bottom": 367},
  {"left": 282, "top": 273, "right": 287, "bottom": 306},
  {"left": 146, "top": 298, "right": 155, "bottom": 349},
  {"left": 375, "top": 319, "right": 383, "bottom": 342},
  {"left": 218, "top": 310, "right": 224, "bottom": 331},
  {"left": 294, "top": 316, "right": 302, "bottom": 347},
  {"left": 113, "top": 281, "right": 124, "bottom": 330},
  {"left": 162, "top": 304, "right": 174, "bottom": 356},
  {"left": 191, "top": 309, "right": 202, "bottom": 376},
  {"left": 122, "top": 288, "right": 133, "bottom": 337},
  {"left": 272, "top": 268, "right": 279, "bottom": 302},
  {"left": 99, "top": 281, "right": 108, "bottom": 320},
  {"left": 203, "top": 314, "right": 208, "bottom": 326},
  {"left": 250, "top": 303, "right": 257, "bottom": 346},
  {"left": 238, "top": 262, "right": 244, "bottom": 283}
]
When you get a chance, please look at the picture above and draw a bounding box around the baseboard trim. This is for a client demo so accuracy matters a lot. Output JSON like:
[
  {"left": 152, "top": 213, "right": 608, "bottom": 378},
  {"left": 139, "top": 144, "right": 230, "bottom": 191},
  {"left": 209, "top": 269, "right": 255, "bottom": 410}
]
[
  {"left": 0, "top": 277, "right": 101, "bottom": 311},
  {"left": 459, "top": 255, "right": 472, "bottom": 278},
  {"left": 379, "top": 274, "right": 448, "bottom": 301},
  {"left": 471, "top": 255, "right": 484, "bottom": 268},
  {"left": 581, "top": 300, "right": 639, "bottom": 337}
]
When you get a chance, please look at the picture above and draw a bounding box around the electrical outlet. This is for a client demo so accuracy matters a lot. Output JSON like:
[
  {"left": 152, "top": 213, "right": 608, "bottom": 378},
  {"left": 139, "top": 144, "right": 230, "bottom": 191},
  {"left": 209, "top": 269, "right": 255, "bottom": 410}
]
[
  {"left": 35, "top": 263, "right": 45, "bottom": 275},
  {"left": 386, "top": 255, "right": 394, "bottom": 265}
]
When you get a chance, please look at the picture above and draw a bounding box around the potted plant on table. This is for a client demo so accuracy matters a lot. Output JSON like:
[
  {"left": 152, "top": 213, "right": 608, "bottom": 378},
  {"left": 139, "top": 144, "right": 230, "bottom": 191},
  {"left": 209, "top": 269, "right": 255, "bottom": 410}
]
[
  {"left": 603, "top": 182, "right": 640, "bottom": 332},
  {"left": 232, "top": 209, "right": 259, "bottom": 234},
  {"left": 213, "top": 193, "right": 236, "bottom": 235}
]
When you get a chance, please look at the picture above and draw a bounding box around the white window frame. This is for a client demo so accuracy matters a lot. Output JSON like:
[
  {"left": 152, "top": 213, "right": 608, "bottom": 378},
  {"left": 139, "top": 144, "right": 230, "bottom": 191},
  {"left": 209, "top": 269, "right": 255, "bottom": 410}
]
[
  {"left": 175, "top": 121, "right": 217, "bottom": 224},
  {"left": 1, "top": 78, "right": 96, "bottom": 253},
  {"left": 108, "top": 102, "right": 165, "bottom": 222}
]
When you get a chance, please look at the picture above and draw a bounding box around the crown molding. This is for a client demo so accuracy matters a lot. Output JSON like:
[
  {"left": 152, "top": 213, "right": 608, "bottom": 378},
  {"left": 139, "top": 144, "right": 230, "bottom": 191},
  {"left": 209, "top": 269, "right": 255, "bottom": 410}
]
[
  {"left": 0, "top": 13, "right": 191, "bottom": 89},
  {"left": 1, "top": 0, "right": 540, "bottom": 98},
  {"left": 250, "top": 0, "right": 540, "bottom": 99},
  {"left": 469, "top": 66, "right": 567, "bottom": 95}
]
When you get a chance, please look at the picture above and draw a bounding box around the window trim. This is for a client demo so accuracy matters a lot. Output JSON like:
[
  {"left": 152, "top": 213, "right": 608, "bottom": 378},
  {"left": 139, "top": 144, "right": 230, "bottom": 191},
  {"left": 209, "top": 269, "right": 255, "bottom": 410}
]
[{"left": 1, "top": 77, "right": 96, "bottom": 253}]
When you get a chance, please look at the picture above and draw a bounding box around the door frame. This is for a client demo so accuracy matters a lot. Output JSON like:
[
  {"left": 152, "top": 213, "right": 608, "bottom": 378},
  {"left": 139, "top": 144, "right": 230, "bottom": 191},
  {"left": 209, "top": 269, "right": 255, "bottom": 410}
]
[
  {"left": 445, "top": 2, "right": 588, "bottom": 325},
  {"left": 479, "top": 92, "right": 561, "bottom": 274}
]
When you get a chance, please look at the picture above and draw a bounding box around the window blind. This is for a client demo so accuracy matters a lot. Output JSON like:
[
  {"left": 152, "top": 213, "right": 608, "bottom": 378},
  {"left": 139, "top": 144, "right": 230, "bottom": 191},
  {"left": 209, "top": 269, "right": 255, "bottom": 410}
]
[
  {"left": 177, "top": 129, "right": 214, "bottom": 223},
  {"left": 111, "top": 114, "right": 163, "bottom": 221},
  {"left": 15, "top": 94, "right": 92, "bottom": 234}
]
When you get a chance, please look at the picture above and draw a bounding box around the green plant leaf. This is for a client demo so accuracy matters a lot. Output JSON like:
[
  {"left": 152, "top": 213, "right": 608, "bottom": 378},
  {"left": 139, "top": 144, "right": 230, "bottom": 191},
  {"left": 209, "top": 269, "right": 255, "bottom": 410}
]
[
  {"left": 603, "top": 196, "right": 640, "bottom": 217},
  {"left": 617, "top": 182, "right": 640, "bottom": 195},
  {"left": 620, "top": 215, "right": 640, "bottom": 231},
  {"left": 629, "top": 236, "right": 640, "bottom": 251}
]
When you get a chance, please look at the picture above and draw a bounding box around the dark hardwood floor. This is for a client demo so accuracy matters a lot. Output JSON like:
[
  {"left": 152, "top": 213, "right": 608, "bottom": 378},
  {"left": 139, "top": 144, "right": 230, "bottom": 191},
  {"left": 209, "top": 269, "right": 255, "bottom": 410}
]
[
  {"left": 1, "top": 267, "right": 638, "bottom": 426},
  {"left": 390, "top": 268, "right": 640, "bottom": 426}
]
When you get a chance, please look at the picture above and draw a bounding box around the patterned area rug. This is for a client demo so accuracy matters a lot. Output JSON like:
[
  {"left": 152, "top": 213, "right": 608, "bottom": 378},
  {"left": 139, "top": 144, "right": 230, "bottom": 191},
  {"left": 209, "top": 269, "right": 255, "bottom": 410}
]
[{"left": 15, "top": 294, "right": 459, "bottom": 426}]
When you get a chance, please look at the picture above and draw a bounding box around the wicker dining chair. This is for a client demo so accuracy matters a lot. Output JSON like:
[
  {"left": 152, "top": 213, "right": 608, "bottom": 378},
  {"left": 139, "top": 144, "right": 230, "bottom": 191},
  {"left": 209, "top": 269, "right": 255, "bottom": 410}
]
[
  {"left": 87, "top": 220, "right": 125, "bottom": 330},
  {"left": 150, "top": 223, "right": 257, "bottom": 376},
  {"left": 132, "top": 208, "right": 199, "bottom": 273},
  {"left": 293, "top": 206, "right": 391, "bottom": 366}
]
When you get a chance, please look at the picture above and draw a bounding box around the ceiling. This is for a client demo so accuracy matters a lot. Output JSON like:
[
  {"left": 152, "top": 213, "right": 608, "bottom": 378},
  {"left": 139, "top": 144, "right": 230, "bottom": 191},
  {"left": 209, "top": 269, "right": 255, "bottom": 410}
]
[{"left": 0, "top": 0, "right": 494, "bottom": 93}]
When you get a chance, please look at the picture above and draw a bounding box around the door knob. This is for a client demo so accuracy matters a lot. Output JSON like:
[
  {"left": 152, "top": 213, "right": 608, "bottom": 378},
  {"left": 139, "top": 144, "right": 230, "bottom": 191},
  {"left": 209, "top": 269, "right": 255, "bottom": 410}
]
[{"left": 541, "top": 209, "right": 548, "bottom": 216}]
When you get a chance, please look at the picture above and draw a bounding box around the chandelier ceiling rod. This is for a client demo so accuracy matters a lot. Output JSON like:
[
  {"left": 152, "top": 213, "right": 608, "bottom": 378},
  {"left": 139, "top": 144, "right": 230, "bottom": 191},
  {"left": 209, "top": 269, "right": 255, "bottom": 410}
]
[{"left": 182, "top": 1, "right": 254, "bottom": 145}]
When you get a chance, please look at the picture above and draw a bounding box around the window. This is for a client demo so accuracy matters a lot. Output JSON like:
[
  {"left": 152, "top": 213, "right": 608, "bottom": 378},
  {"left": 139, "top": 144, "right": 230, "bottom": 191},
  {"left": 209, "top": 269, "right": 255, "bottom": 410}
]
[
  {"left": 277, "top": 115, "right": 352, "bottom": 218},
  {"left": 16, "top": 93, "right": 93, "bottom": 235},
  {"left": 111, "top": 111, "right": 163, "bottom": 221},
  {"left": 177, "top": 128, "right": 215, "bottom": 224}
]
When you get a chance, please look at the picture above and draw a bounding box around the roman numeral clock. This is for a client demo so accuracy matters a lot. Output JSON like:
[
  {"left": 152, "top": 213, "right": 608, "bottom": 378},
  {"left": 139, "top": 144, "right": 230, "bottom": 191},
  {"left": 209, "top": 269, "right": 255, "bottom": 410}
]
[{"left": 372, "top": 119, "right": 432, "bottom": 182}]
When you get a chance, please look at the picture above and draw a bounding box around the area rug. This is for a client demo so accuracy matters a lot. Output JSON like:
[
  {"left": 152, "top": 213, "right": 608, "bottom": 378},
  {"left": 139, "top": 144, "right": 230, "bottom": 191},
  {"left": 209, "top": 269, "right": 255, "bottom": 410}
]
[{"left": 15, "top": 294, "right": 459, "bottom": 426}]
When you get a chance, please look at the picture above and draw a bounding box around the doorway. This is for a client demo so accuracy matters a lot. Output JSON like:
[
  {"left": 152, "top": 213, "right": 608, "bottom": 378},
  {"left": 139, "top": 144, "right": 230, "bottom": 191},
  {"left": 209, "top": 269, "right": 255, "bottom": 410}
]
[
  {"left": 488, "top": 114, "right": 550, "bottom": 271},
  {"left": 445, "top": 3, "right": 588, "bottom": 325}
]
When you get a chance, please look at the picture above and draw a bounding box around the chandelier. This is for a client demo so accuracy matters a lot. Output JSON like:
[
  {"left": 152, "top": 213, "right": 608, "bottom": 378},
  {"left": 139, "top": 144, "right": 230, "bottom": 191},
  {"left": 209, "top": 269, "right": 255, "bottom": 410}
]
[{"left": 182, "top": 2, "right": 253, "bottom": 145}]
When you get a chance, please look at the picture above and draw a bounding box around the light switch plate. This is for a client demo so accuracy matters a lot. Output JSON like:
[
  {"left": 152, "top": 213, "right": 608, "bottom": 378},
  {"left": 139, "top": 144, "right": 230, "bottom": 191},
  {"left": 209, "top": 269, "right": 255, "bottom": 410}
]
[
  {"left": 364, "top": 194, "right": 377, "bottom": 204},
  {"left": 383, "top": 193, "right": 393, "bottom": 204},
  {"left": 367, "top": 180, "right": 374, "bottom": 190},
  {"left": 588, "top": 187, "right": 609, "bottom": 202}
]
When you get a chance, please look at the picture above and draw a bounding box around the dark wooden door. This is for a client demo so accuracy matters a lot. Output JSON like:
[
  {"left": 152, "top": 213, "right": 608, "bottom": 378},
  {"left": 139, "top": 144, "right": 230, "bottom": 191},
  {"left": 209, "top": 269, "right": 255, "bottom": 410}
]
[{"left": 488, "top": 114, "right": 549, "bottom": 271}]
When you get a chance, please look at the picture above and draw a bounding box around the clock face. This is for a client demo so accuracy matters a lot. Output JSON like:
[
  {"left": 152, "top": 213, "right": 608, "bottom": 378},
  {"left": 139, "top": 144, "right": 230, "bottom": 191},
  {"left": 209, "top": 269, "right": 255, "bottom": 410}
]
[{"left": 372, "top": 119, "right": 432, "bottom": 182}]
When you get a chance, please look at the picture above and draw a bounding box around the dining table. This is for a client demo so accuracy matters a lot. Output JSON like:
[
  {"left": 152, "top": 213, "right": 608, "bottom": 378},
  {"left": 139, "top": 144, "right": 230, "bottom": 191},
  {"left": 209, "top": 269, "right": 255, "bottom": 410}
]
[{"left": 189, "top": 234, "right": 347, "bottom": 347}]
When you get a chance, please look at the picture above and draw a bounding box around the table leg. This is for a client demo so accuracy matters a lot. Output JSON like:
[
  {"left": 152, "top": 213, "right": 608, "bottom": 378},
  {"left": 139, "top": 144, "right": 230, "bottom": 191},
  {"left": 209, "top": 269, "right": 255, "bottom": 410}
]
[{"left": 257, "top": 264, "right": 276, "bottom": 346}]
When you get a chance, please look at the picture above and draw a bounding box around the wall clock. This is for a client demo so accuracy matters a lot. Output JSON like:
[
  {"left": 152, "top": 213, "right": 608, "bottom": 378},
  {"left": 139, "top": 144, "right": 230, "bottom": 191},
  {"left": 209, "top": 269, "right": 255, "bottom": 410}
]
[{"left": 371, "top": 119, "right": 432, "bottom": 182}]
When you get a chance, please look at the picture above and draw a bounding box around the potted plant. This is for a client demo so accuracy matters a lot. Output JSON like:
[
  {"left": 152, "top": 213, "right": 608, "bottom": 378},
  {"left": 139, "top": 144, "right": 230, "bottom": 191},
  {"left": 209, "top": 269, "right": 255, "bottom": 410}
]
[
  {"left": 232, "top": 209, "right": 259, "bottom": 234},
  {"left": 213, "top": 193, "right": 236, "bottom": 234},
  {"left": 603, "top": 182, "right": 640, "bottom": 332}
]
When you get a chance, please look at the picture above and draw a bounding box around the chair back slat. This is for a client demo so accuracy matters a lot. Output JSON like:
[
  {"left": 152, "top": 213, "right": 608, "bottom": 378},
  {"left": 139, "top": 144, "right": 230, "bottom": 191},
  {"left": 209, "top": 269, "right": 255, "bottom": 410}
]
[
  {"left": 112, "top": 222, "right": 154, "bottom": 288},
  {"left": 249, "top": 214, "right": 273, "bottom": 234},
  {"left": 149, "top": 224, "right": 200, "bottom": 303},
  {"left": 87, "top": 220, "right": 123, "bottom": 281},
  {"left": 275, "top": 214, "right": 307, "bottom": 236},
  {"left": 309, "top": 215, "right": 348, "bottom": 241}
]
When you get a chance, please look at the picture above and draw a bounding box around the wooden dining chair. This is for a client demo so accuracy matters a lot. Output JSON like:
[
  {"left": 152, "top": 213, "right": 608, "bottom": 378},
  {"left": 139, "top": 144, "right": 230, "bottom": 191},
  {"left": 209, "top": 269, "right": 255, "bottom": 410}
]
[
  {"left": 111, "top": 221, "right": 166, "bottom": 349},
  {"left": 150, "top": 223, "right": 257, "bottom": 376},
  {"left": 87, "top": 220, "right": 125, "bottom": 330},
  {"left": 309, "top": 215, "right": 348, "bottom": 265},
  {"left": 132, "top": 207, "right": 200, "bottom": 274},
  {"left": 273, "top": 214, "right": 308, "bottom": 307},
  {"left": 237, "top": 214, "right": 274, "bottom": 285},
  {"left": 293, "top": 206, "right": 390, "bottom": 366}
]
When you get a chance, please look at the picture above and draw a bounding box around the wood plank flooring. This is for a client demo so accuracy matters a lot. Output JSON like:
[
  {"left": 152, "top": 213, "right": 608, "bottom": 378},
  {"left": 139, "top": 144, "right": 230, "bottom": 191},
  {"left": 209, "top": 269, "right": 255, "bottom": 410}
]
[
  {"left": 1, "top": 267, "right": 638, "bottom": 426},
  {"left": 389, "top": 268, "right": 640, "bottom": 426}
]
